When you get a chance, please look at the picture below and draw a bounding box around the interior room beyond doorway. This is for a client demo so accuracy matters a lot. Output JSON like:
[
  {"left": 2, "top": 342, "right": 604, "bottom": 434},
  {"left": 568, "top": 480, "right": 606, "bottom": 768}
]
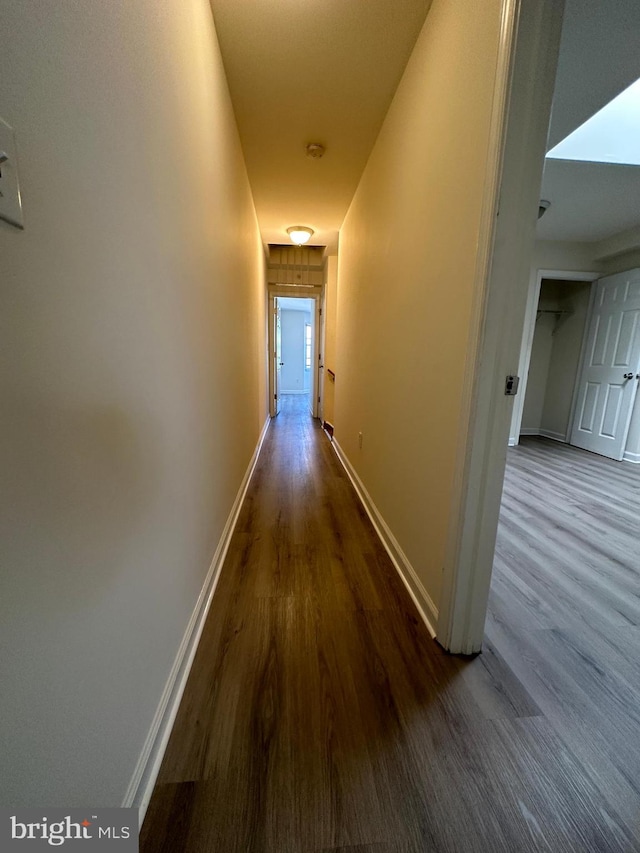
[
  {"left": 520, "top": 277, "right": 592, "bottom": 445},
  {"left": 277, "top": 296, "right": 314, "bottom": 401}
]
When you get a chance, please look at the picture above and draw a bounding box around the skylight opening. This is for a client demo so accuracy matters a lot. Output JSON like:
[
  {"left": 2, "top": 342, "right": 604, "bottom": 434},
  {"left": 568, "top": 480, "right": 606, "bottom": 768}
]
[{"left": 546, "top": 77, "right": 640, "bottom": 166}]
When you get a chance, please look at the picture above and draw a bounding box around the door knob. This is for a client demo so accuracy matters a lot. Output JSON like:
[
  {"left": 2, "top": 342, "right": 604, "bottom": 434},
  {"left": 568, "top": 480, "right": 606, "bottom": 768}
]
[{"left": 623, "top": 372, "right": 634, "bottom": 379}]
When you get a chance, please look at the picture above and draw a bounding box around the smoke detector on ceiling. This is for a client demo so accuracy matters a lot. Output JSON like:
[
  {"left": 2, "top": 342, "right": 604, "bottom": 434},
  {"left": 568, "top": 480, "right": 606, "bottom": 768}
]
[{"left": 306, "top": 143, "right": 325, "bottom": 159}]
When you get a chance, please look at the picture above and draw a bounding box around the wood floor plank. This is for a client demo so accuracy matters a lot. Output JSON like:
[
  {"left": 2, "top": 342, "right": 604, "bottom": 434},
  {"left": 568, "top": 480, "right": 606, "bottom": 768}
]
[
  {"left": 476, "top": 716, "right": 636, "bottom": 852},
  {"left": 319, "top": 845, "right": 412, "bottom": 853},
  {"left": 141, "top": 408, "right": 640, "bottom": 852}
]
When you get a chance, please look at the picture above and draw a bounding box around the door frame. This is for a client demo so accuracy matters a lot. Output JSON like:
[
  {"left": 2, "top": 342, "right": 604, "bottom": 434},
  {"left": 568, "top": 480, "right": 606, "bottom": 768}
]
[
  {"left": 436, "top": 0, "right": 566, "bottom": 654},
  {"left": 267, "top": 285, "right": 325, "bottom": 419},
  {"left": 509, "top": 268, "right": 601, "bottom": 445},
  {"left": 273, "top": 298, "right": 282, "bottom": 416}
]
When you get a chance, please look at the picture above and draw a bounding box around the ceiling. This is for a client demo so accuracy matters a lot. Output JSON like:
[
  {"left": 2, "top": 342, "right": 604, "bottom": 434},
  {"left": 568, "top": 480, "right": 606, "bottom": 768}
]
[
  {"left": 209, "top": 0, "right": 431, "bottom": 252},
  {"left": 210, "top": 0, "right": 640, "bottom": 253},
  {"left": 537, "top": 159, "right": 640, "bottom": 243},
  {"left": 537, "top": 0, "right": 640, "bottom": 244}
]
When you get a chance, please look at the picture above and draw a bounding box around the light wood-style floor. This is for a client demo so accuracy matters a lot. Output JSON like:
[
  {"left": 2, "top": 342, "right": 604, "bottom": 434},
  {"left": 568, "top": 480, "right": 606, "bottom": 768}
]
[{"left": 140, "top": 405, "right": 640, "bottom": 852}]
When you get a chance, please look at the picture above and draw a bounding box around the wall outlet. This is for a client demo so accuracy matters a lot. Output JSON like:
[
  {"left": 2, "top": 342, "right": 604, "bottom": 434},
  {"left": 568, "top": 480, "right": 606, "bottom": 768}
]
[
  {"left": 358, "top": 431, "right": 363, "bottom": 449},
  {"left": 0, "top": 117, "right": 24, "bottom": 229}
]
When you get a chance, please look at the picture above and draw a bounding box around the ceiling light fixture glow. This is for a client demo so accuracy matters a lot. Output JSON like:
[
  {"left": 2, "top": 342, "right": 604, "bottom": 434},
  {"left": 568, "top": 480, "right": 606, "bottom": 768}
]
[{"left": 287, "top": 226, "right": 314, "bottom": 246}]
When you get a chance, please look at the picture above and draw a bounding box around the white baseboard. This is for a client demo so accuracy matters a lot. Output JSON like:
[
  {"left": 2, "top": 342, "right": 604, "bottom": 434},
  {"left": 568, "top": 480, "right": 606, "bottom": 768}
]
[
  {"left": 281, "top": 390, "right": 309, "bottom": 395},
  {"left": 331, "top": 440, "right": 438, "bottom": 639},
  {"left": 539, "top": 429, "right": 567, "bottom": 443},
  {"left": 522, "top": 429, "right": 638, "bottom": 460},
  {"left": 520, "top": 428, "right": 567, "bottom": 443},
  {"left": 125, "top": 415, "right": 271, "bottom": 825}
]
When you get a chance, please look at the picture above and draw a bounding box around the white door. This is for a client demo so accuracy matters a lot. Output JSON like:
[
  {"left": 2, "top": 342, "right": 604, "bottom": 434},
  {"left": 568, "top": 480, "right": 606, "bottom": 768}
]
[
  {"left": 274, "top": 300, "right": 282, "bottom": 415},
  {"left": 570, "top": 270, "right": 640, "bottom": 460}
]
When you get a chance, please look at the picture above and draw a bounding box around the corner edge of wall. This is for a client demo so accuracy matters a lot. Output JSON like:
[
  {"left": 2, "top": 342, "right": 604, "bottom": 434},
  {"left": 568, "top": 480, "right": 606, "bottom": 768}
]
[{"left": 331, "top": 439, "right": 439, "bottom": 639}]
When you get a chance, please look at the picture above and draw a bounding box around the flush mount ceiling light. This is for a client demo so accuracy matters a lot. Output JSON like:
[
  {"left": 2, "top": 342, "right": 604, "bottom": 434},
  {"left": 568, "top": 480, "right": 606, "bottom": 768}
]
[{"left": 287, "top": 226, "right": 314, "bottom": 245}]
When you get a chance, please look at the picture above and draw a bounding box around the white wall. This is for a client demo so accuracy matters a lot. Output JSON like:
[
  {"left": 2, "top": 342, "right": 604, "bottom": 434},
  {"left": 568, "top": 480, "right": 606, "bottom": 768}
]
[
  {"left": 532, "top": 239, "right": 602, "bottom": 272},
  {"left": 601, "top": 249, "right": 640, "bottom": 277},
  {"left": 280, "top": 309, "right": 311, "bottom": 392},
  {"left": 335, "top": 0, "right": 505, "bottom": 615},
  {"left": 521, "top": 313, "right": 555, "bottom": 433},
  {"left": 0, "top": 0, "right": 266, "bottom": 808},
  {"left": 625, "top": 394, "right": 640, "bottom": 463}
]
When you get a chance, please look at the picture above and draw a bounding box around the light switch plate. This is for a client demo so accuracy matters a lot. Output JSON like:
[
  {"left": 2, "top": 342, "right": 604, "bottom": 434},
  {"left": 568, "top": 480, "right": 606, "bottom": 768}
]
[{"left": 0, "top": 117, "right": 24, "bottom": 229}]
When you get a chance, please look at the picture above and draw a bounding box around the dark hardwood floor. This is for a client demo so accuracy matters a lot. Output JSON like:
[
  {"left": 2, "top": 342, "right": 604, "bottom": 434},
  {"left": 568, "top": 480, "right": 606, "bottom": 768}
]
[{"left": 140, "top": 408, "right": 640, "bottom": 852}]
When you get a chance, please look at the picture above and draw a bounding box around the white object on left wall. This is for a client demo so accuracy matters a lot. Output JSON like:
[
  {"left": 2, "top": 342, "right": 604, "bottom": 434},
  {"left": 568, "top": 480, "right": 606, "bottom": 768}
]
[{"left": 0, "top": 117, "right": 24, "bottom": 229}]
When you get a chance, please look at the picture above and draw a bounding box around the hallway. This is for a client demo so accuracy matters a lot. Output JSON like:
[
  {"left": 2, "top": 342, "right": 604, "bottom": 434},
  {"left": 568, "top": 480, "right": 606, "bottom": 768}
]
[
  {"left": 8, "top": 0, "right": 640, "bottom": 825},
  {"left": 140, "top": 399, "right": 634, "bottom": 852},
  {"left": 2, "top": 0, "right": 565, "bottom": 813}
]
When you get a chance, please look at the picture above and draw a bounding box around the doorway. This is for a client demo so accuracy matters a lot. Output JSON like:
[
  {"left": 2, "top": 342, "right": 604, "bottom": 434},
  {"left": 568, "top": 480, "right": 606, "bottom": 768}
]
[
  {"left": 512, "top": 268, "right": 640, "bottom": 462},
  {"left": 517, "top": 277, "right": 592, "bottom": 443},
  {"left": 278, "top": 296, "right": 314, "bottom": 401},
  {"left": 438, "top": 0, "right": 640, "bottom": 652},
  {"left": 268, "top": 290, "right": 323, "bottom": 420}
]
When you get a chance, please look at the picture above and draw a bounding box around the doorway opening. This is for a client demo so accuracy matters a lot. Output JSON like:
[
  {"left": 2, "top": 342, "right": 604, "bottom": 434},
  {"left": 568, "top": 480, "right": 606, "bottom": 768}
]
[
  {"left": 520, "top": 278, "right": 592, "bottom": 444},
  {"left": 510, "top": 271, "right": 599, "bottom": 447},
  {"left": 268, "top": 289, "right": 324, "bottom": 421},
  {"left": 438, "top": 0, "right": 640, "bottom": 654},
  {"left": 513, "top": 269, "right": 640, "bottom": 462},
  {"left": 274, "top": 296, "right": 315, "bottom": 413},
  {"left": 266, "top": 244, "right": 327, "bottom": 423}
]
